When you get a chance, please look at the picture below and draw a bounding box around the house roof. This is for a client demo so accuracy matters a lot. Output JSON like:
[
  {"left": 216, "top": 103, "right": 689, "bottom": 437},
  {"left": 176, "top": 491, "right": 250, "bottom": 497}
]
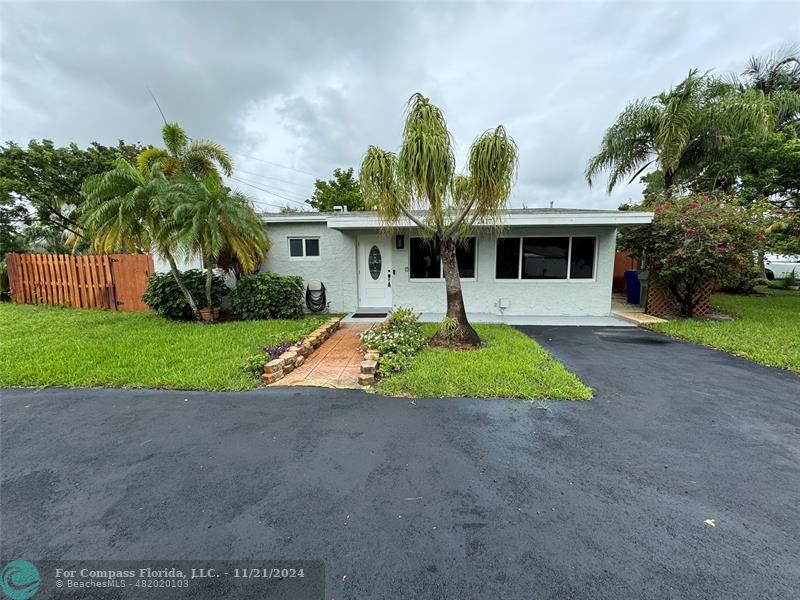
[{"left": 260, "top": 208, "right": 654, "bottom": 229}]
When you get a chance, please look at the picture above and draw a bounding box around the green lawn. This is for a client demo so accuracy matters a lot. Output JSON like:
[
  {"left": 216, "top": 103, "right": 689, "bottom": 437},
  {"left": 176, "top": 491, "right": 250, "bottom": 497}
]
[
  {"left": 377, "top": 324, "right": 592, "bottom": 400},
  {"left": 0, "top": 303, "right": 329, "bottom": 390},
  {"left": 649, "top": 287, "right": 800, "bottom": 372}
]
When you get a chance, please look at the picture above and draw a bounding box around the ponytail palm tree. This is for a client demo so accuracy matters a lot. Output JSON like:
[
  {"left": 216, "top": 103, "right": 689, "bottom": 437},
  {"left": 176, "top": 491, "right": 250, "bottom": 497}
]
[
  {"left": 80, "top": 158, "right": 202, "bottom": 319},
  {"left": 586, "top": 69, "right": 774, "bottom": 196},
  {"left": 360, "top": 93, "right": 518, "bottom": 347},
  {"left": 172, "top": 176, "right": 269, "bottom": 321},
  {"left": 136, "top": 122, "right": 233, "bottom": 181}
]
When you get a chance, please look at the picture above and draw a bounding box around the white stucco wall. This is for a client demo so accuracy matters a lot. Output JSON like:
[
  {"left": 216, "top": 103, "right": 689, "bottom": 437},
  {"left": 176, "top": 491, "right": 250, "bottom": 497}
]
[
  {"left": 389, "top": 226, "right": 616, "bottom": 317},
  {"left": 261, "top": 222, "right": 617, "bottom": 317},
  {"left": 261, "top": 222, "right": 358, "bottom": 313},
  {"left": 152, "top": 251, "right": 204, "bottom": 274}
]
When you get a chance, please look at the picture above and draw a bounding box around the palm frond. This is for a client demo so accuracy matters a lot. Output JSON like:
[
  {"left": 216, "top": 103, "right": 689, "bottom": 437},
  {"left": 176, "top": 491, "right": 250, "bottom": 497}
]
[
  {"left": 187, "top": 140, "right": 234, "bottom": 177},
  {"left": 397, "top": 93, "right": 455, "bottom": 224},
  {"left": 162, "top": 123, "right": 188, "bottom": 157},
  {"left": 136, "top": 147, "right": 170, "bottom": 175},
  {"left": 769, "top": 89, "right": 800, "bottom": 129},
  {"left": 360, "top": 146, "right": 405, "bottom": 225},
  {"left": 585, "top": 98, "right": 659, "bottom": 191}
]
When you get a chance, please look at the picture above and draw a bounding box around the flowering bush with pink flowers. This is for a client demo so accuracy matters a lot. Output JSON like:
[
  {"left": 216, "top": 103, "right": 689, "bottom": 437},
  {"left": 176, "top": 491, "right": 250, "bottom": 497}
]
[{"left": 619, "top": 193, "right": 762, "bottom": 317}]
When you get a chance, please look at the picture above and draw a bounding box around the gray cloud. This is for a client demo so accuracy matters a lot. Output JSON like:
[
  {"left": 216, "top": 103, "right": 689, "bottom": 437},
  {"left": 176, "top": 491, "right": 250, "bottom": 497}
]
[{"left": 2, "top": 1, "right": 798, "bottom": 211}]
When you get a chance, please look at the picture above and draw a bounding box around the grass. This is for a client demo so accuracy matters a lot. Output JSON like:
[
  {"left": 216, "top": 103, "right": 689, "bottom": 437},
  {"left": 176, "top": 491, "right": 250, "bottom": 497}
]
[
  {"left": 376, "top": 323, "right": 592, "bottom": 400},
  {"left": 0, "top": 303, "right": 330, "bottom": 391},
  {"left": 649, "top": 286, "right": 800, "bottom": 372}
]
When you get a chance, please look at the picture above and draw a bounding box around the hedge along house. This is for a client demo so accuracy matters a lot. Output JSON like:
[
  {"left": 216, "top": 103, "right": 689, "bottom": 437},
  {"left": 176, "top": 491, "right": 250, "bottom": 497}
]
[{"left": 260, "top": 208, "right": 654, "bottom": 324}]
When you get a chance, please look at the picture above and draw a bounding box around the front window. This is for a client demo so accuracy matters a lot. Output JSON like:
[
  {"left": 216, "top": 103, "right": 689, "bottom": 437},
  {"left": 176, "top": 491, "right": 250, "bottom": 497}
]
[
  {"left": 495, "top": 237, "right": 596, "bottom": 280},
  {"left": 522, "top": 237, "right": 569, "bottom": 279},
  {"left": 410, "top": 238, "right": 441, "bottom": 279},
  {"left": 288, "top": 237, "right": 320, "bottom": 258},
  {"left": 495, "top": 237, "right": 521, "bottom": 279},
  {"left": 409, "top": 237, "right": 476, "bottom": 279},
  {"left": 569, "top": 237, "right": 596, "bottom": 279}
]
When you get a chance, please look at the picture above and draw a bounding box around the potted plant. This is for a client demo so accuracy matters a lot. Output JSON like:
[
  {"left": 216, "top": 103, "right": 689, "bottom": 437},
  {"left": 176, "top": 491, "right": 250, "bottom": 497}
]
[{"left": 199, "top": 307, "right": 221, "bottom": 322}]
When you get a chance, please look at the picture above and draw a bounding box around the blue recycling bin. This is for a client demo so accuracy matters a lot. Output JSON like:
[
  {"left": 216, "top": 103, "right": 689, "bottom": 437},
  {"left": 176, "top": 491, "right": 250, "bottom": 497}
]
[{"left": 624, "top": 269, "right": 640, "bottom": 304}]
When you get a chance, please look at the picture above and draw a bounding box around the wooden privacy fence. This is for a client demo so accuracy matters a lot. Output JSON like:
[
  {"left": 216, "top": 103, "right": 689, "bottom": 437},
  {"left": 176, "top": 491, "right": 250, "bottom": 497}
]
[
  {"left": 612, "top": 251, "right": 638, "bottom": 293},
  {"left": 5, "top": 253, "right": 154, "bottom": 312}
]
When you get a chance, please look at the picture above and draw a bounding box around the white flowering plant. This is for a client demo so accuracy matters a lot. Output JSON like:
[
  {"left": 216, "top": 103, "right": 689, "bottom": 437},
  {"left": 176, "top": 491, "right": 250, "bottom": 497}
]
[{"left": 360, "top": 307, "right": 425, "bottom": 376}]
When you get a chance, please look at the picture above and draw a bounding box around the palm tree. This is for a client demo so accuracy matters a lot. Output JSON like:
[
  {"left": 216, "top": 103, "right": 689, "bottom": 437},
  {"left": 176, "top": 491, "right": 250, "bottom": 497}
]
[
  {"left": 586, "top": 69, "right": 774, "bottom": 196},
  {"left": 171, "top": 176, "right": 270, "bottom": 321},
  {"left": 736, "top": 47, "right": 800, "bottom": 131},
  {"left": 359, "top": 93, "right": 517, "bottom": 347},
  {"left": 80, "top": 159, "right": 202, "bottom": 319},
  {"left": 136, "top": 122, "right": 233, "bottom": 181}
]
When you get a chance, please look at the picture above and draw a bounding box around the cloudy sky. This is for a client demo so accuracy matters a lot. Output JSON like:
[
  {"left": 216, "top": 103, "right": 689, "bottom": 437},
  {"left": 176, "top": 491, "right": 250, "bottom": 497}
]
[{"left": 2, "top": 1, "right": 798, "bottom": 212}]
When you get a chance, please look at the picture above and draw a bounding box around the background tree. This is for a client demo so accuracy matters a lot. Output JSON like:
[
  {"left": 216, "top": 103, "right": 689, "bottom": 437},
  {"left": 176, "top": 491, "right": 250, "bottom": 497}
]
[
  {"left": 586, "top": 69, "right": 774, "bottom": 196},
  {"left": 360, "top": 93, "right": 517, "bottom": 347},
  {"left": 172, "top": 175, "right": 269, "bottom": 321},
  {"left": 305, "top": 167, "right": 364, "bottom": 212},
  {"left": 735, "top": 46, "right": 800, "bottom": 131},
  {"left": 0, "top": 139, "right": 142, "bottom": 254},
  {"left": 0, "top": 195, "right": 30, "bottom": 257}
]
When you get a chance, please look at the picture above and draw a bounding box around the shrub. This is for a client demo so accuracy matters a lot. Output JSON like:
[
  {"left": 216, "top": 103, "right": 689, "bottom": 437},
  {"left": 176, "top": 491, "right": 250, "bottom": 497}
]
[
  {"left": 263, "top": 331, "right": 305, "bottom": 359},
  {"left": 241, "top": 353, "right": 267, "bottom": 377},
  {"left": 360, "top": 307, "right": 425, "bottom": 376},
  {"left": 230, "top": 271, "right": 305, "bottom": 320},
  {"left": 619, "top": 193, "right": 761, "bottom": 317},
  {"left": 241, "top": 331, "right": 312, "bottom": 380},
  {"left": 720, "top": 264, "right": 761, "bottom": 294},
  {"left": 768, "top": 268, "right": 798, "bottom": 290},
  {"left": 436, "top": 315, "right": 459, "bottom": 340},
  {"left": 142, "top": 269, "right": 227, "bottom": 320},
  {"left": 782, "top": 268, "right": 798, "bottom": 289}
]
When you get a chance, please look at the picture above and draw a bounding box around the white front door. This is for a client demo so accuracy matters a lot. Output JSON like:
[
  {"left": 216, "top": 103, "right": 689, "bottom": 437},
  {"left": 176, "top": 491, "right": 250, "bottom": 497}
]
[{"left": 358, "top": 235, "right": 393, "bottom": 308}]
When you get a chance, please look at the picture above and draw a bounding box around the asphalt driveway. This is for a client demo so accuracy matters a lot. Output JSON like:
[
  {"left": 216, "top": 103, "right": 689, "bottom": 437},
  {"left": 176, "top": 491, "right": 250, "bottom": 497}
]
[{"left": 2, "top": 327, "right": 799, "bottom": 599}]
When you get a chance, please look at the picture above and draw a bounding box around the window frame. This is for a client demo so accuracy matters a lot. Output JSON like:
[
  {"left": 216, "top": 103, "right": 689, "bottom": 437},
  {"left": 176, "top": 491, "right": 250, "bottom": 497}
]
[
  {"left": 493, "top": 235, "right": 598, "bottom": 282},
  {"left": 408, "top": 236, "right": 478, "bottom": 282},
  {"left": 287, "top": 236, "right": 321, "bottom": 261}
]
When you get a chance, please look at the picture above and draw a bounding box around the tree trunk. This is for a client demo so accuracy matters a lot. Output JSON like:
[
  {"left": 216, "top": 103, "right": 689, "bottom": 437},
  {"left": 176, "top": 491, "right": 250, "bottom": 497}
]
[
  {"left": 166, "top": 253, "right": 201, "bottom": 321},
  {"left": 756, "top": 250, "right": 767, "bottom": 280},
  {"left": 670, "top": 281, "right": 695, "bottom": 318},
  {"left": 663, "top": 170, "right": 675, "bottom": 198},
  {"left": 204, "top": 265, "right": 215, "bottom": 323},
  {"left": 430, "top": 237, "right": 481, "bottom": 347}
]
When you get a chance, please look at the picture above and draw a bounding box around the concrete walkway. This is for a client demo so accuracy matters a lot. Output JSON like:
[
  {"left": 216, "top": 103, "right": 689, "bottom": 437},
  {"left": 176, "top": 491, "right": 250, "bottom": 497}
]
[
  {"left": 275, "top": 322, "right": 372, "bottom": 388},
  {"left": 611, "top": 293, "right": 667, "bottom": 325}
]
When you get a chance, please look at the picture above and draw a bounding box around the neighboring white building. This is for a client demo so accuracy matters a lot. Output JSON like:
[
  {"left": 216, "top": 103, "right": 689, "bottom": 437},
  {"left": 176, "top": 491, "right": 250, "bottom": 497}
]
[
  {"left": 152, "top": 252, "right": 204, "bottom": 275},
  {"left": 260, "top": 209, "right": 653, "bottom": 322}
]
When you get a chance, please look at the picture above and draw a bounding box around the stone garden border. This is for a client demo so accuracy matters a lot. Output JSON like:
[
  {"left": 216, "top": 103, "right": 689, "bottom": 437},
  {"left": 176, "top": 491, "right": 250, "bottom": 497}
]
[
  {"left": 358, "top": 349, "right": 380, "bottom": 386},
  {"left": 261, "top": 317, "right": 344, "bottom": 385}
]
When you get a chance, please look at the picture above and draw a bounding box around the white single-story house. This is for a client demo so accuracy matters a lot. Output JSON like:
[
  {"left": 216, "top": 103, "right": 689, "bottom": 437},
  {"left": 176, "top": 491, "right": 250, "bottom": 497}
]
[{"left": 260, "top": 208, "right": 653, "bottom": 323}]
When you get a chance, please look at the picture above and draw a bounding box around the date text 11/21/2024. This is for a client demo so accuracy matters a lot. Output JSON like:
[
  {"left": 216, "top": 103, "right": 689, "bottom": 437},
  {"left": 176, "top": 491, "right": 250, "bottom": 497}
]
[{"left": 193, "top": 568, "right": 307, "bottom": 579}]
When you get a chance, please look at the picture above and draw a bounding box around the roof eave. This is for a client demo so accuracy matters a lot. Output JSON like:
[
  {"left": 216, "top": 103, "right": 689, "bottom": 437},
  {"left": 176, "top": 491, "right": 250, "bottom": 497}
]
[
  {"left": 324, "top": 212, "right": 654, "bottom": 230},
  {"left": 260, "top": 211, "right": 654, "bottom": 228}
]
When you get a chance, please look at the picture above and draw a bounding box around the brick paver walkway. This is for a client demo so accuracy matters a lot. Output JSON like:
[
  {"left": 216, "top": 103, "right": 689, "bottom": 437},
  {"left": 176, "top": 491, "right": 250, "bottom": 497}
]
[{"left": 274, "top": 322, "right": 372, "bottom": 388}]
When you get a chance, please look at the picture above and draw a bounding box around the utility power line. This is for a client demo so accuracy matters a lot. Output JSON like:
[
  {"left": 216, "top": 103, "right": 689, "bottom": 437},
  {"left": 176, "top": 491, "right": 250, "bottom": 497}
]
[
  {"left": 230, "top": 177, "right": 308, "bottom": 208},
  {"left": 231, "top": 170, "right": 310, "bottom": 200},
  {"left": 234, "top": 167, "right": 315, "bottom": 191},
  {"left": 233, "top": 153, "right": 318, "bottom": 178}
]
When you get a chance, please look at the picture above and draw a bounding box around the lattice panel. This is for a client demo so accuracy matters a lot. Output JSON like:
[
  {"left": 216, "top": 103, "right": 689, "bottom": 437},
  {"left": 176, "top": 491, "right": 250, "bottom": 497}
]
[{"left": 646, "top": 281, "right": 714, "bottom": 318}]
